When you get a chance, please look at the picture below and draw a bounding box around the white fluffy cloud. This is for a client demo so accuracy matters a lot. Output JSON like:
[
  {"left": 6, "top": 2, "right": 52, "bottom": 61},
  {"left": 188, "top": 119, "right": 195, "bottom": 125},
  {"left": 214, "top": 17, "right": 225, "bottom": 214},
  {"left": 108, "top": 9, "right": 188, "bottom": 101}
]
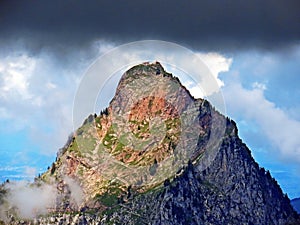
[
  {"left": 0, "top": 52, "right": 79, "bottom": 154},
  {"left": 182, "top": 52, "right": 232, "bottom": 99},
  {"left": 223, "top": 77, "right": 300, "bottom": 162},
  {"left": 195, "top": 52, "right": 232, "bottom": 87},
  {"left": 0, "top": 54, "right": 35, "bottom": 101}
]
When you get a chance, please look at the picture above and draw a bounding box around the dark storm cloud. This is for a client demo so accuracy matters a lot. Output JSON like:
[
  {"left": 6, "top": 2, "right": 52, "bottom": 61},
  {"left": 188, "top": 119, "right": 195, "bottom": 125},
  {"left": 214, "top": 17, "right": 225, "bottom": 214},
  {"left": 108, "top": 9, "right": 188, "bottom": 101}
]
[{"left": 0, "top": 0, "right": 299, "bottom": 52}]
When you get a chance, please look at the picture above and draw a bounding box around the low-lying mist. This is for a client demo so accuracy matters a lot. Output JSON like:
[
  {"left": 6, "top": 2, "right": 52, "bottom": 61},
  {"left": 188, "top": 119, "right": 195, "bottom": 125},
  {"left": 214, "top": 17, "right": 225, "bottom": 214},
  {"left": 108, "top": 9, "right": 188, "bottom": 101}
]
[
  {"left": 0, "top": 176, "right": 84, "bottom": 222},
  {"left": 0, "top": 181, "right": 57, "bottom": 220}
]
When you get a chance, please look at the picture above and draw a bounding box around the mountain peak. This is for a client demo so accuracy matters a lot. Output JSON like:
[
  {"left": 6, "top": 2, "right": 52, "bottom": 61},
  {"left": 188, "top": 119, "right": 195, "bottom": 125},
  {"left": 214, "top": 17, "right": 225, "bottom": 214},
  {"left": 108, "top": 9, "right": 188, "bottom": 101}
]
[
  {"left": 124, "top": 61, "right": 167, "bottom": 77},
  {"left": 116, "top": 61, "right": 177, "bottom": 93},
  {"left": 1, "top": 62, "right": 299, "bottom": 224},
  {"left": 106, "top": 62, "right": 210, "bottom": 188},
  {"left": 112, "top": 62, "right": 195, "bottom": 120}
]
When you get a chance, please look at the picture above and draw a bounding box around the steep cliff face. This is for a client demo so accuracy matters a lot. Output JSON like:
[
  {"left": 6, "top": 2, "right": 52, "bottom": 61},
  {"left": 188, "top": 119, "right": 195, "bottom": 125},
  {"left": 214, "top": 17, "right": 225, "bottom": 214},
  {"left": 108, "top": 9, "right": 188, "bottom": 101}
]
[
  {"left": 96, "top": 128, "right": 299, "bottom": 225},
  {"left": 1, "top": 62, "right": 299, "bottom": 225}
]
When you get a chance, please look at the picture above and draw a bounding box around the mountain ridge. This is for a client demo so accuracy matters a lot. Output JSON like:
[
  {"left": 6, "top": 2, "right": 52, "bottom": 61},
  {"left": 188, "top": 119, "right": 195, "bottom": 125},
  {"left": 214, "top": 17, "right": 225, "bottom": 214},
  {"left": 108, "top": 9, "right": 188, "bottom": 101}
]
[{"left": 0, "top": 62, "right": 299, "bottom": 224}]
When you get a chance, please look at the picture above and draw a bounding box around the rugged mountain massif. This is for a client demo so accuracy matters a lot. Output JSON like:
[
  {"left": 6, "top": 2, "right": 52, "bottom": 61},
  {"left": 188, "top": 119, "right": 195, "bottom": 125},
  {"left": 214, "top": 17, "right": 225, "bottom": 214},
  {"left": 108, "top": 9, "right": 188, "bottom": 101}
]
[{"left": 0, "top": 62, "right": 299, "bottom": 225}]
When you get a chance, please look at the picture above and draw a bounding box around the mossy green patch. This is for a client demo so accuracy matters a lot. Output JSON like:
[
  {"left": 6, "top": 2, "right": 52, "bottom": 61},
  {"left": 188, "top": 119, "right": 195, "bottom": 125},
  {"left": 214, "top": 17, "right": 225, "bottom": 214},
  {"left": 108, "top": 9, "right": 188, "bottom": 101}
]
[{"left": 95, "top": 183, "right": 123, "bottom": 207}]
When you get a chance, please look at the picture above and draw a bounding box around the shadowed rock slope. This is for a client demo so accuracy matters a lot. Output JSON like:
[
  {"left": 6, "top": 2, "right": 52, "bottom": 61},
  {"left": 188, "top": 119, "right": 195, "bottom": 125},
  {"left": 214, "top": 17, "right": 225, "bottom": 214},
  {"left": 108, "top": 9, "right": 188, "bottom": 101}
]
[{"left": 291, "top": 198, "right": 300, "bottom": 214}]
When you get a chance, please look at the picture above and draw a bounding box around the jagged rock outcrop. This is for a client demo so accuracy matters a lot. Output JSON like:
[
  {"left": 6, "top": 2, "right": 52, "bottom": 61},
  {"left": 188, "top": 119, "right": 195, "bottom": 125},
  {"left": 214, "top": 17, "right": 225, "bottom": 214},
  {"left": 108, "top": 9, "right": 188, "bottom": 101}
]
[{"left": 1, "top": 62, "right": 299, "bottom": 225}]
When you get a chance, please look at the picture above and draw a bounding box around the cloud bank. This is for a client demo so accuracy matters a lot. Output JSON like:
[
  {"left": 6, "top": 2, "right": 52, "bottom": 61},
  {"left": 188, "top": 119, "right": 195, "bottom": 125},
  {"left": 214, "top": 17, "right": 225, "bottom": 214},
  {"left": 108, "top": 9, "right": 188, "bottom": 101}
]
[{"left": 0, "top": 0, "right": 299, "bottom": 52}]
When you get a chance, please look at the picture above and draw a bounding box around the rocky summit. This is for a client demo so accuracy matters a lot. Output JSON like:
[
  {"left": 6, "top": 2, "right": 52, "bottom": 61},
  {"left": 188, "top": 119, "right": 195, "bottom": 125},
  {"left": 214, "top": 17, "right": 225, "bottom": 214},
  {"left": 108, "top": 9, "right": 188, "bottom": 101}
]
[{"left": 0, "top": 62, "right": 299, "bottom": 225}]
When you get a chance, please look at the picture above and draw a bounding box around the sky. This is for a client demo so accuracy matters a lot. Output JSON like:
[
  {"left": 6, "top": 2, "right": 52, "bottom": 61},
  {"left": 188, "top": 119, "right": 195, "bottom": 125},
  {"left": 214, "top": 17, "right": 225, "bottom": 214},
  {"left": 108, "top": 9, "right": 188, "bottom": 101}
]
[{"left": 0, "top": 0, "right": 299, "bottom": 198}]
